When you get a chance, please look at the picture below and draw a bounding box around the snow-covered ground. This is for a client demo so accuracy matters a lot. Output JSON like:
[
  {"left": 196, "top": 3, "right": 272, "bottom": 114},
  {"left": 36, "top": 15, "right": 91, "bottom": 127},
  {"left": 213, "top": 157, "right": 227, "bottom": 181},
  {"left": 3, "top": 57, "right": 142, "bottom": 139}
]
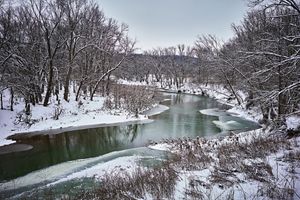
[
  {"left": 119, "top": 79, "right": 300, "bottom": 130},
  {"left": 1, "top": 79, "right": 299, "bottom": 199},
  {"left": 114, "top": 78, "right": 300, "bottom": 199},
  {"left": 142, "top": 104, "right": 169, "bottom": 116},
  {"left": 0, "top": 89, "right": 161, "bottom": 147},
  {"left": 0, "top": 148, "right": 140, "bottom": 191},
  {"left": 148, "top": 129, "right": 300, "bottom": 199}
]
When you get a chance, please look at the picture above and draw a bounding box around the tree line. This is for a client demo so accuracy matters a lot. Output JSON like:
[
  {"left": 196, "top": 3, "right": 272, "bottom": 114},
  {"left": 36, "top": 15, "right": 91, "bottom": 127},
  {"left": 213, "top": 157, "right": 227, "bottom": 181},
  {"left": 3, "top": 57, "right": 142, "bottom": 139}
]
[
  {"left": 119, "top": 0, "right": 300, "bottom": 127},
  {"left": 0, "top": 0, "right": 134, "bottom": 111},
  {"left": 117, "top": 45, "right": 199, "bottom": 88},
  {"left": 1, "top": 0, "right": 299, "bottom": 127},
  {"left": 194, "top": 0, "right": 300, "bottom": 125}
]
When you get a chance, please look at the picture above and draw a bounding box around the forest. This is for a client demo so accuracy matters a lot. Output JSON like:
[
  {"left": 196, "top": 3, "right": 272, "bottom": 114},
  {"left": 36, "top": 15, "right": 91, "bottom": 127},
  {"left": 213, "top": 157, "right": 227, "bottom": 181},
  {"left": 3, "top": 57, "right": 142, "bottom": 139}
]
[
  {"left": 1, "top": 0, "right": 299, "bottom": 129},
  {"left": 0, "top": 0, "right": 300, "bottom": 199}
]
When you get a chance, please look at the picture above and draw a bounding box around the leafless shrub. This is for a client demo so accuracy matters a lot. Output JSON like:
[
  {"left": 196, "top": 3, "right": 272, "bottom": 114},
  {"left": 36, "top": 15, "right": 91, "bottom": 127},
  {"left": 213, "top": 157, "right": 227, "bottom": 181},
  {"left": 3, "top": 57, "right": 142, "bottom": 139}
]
[
  {"left": 77, "top": 100, "right": 83, "bottom": 109},
  {"left": 210, "top": 168, "right": 241, "bottom": 188},
  {"left": 216, "top": 144, "right": 242, "bottom": 171},
  {"left": 245, "top": 135, "right": 288, "bottom": 158},
  {"left": 14, "top": 111, "right": 39, "bottom": 126},
  {"left": 185, "top": 178, "right": 206, "bottom": 200},
  {"left": 73, "top": 133, "right": 297, "bottom": 200},
  {"left": 256, "top": 176, "right": 296, "bottom": 200},
  {"left": 281, "top": 150, "right": 300, "bottom": 164},
  {"left": 241, "top": 160, "right": 273, "bottom": 182},
  {"left": 167, "top": 143, "right": 213, "bottom": 171},
  {"left": 53, "top": 106, "right": 63, "bottom": 120},
  {"left": 76, "top": 163, "right": 178, "bottom": 200},
  {"left": 103, "top": 84, "right": 159, "bottom": 117}
]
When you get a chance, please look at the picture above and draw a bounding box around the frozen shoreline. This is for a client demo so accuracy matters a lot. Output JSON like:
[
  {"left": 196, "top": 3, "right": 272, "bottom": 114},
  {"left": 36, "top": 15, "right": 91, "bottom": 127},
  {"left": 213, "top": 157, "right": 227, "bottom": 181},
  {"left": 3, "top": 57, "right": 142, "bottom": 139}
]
[
  {"left": 145, "top": 82, "right": 300, "bottom": 199},
  {"left": 2, "top": 81, "right": 299, "bottom": 199},
  {"left": 0, "top": 91, "right": 169, "bottom": 147}
]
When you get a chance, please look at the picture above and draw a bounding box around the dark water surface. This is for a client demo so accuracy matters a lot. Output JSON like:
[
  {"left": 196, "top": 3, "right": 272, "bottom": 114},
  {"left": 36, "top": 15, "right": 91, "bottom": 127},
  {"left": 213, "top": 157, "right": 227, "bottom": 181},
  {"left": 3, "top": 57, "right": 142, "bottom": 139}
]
[{"left": 0, "top": 93, "right": 258, "bottom": 184}]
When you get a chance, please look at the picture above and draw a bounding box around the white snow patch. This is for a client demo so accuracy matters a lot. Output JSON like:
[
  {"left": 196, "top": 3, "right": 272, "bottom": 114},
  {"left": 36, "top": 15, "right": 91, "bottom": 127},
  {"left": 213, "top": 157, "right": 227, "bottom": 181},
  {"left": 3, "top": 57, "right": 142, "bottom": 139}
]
[
  {"left": 227, "top": 106, "right": 261, "bottom": 123},
  {"left": 143, "top": 104, "right": 169, "bottom": 116},
  {"left": 199, "top": 108, "right": 228, "bottom": 117},
  {"left": 148, "top": 143, "right": 171, "bottom": 151},
  {"left": 48, "top": 156, "right": 138, "bottom": 186},
  {"left": 0, "top": 148, "right": 142, "bottom": 191},
  {"left": 213, "top": 120, "right": 243, "bottom": 131},
  {"left": 286, "top": 115, "right": 300, "bottom": 130},
  {"left": 0, "top": 89, "right": 165, "bottom": 147}
]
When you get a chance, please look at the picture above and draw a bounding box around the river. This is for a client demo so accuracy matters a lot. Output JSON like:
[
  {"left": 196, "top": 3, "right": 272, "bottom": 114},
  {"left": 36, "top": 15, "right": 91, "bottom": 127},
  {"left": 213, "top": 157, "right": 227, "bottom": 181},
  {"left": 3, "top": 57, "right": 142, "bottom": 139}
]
[{"left": 0, "top": 92, "right": 260, "bottom": 198}]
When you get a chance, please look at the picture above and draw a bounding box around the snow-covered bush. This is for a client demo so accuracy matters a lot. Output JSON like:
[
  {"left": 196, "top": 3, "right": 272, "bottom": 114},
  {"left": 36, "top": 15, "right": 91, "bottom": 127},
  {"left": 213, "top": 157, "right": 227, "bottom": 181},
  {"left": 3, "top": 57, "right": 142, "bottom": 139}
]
[
  {"left": 77, "top": 100, "right": 83, "bottom": 109},
  {"left": 103, "top": 84, "right": 159, "bottom": 117},
  {"left": 77, "top": 164, "right": 178, "bottom": 199},
  {"left": 53, "top": 106, "right": 63, "bottom": 120}
]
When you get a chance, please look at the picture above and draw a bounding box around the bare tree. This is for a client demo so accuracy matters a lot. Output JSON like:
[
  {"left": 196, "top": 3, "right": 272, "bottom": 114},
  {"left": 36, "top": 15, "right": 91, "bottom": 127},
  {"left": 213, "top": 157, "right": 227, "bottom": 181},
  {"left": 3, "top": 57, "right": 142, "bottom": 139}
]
[
  {"left": 28, "top": 0, "right": 66, "bottom": 106},
  {"left": 249, "top": 0, "right": 300, "bottom": 14}
]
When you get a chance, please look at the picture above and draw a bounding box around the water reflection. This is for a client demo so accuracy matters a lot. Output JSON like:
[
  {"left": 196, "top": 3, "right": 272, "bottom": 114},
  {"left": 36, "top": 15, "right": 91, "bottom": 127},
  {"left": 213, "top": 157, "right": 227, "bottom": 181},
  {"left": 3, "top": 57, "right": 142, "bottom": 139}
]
[
  {"left": 0, "top": 93, "right": 249, "bottom": 181},
  {"left": 0, "top": 124, "right": 141, "bottom": 181}
]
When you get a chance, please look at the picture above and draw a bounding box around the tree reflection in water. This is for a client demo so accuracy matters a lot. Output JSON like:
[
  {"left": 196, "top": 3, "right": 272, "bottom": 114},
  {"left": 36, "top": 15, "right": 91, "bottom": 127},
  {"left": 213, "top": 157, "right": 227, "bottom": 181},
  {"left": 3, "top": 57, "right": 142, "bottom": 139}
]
[
  {"left": 0, "top": 93, "right": 258, "bottom": 182},
  {"left": 0, "top": 123, "right": 141, "bottom": 181}
]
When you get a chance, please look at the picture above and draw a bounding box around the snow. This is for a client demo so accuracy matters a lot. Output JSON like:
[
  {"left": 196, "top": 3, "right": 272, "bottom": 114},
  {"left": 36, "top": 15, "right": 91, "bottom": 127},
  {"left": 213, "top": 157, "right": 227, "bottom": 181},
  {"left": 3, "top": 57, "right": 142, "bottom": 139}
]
[
  {"left": 286, "top": 115, "right": 300, "bottom": 130},
  {"left": 148, "top": 128, "right": 300, "bottom": 200},
  {"left": 143, "top": 104, "right": 169, "bottom": 116},
  {"left": 148, "top": 143, "right": 171, "bottom": 151},
  {"left": 227, "top": 106, "right": 261, "bottom": 123},
  {"left": 0, "top": 89, "right": 150, "bottom": 147},
  {"left": 2, "top": 79, "right": 299, "bottom": 198},
  {"left": 0, "top": 147, "right": 144, "bottom": 191},
  {"left": 199, "top": 108, "right": 228, "bottom": 117},
  {"left": 0, "top": 154, "right": 100, "bottom": 191},
  {"left": 118, "top": 79, "right": 148, "bottom": 86},
  {"left": 173, "top": 169, "right": 212, "bottom": 199},
  {"left": 212, "top": 120, "right": 243, "bottom": 131},
  {"left": 0, "top": 109, "right": 18, "bottom": 146},
  {"left": 48, "top": 156, "right": 138, "bottom": 186}
]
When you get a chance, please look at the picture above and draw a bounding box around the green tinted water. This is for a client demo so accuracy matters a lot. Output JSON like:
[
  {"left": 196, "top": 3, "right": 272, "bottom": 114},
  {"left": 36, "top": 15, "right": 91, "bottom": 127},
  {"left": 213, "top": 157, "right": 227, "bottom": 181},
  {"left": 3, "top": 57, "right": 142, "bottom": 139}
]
[{"left": 0, "top": 93, "right": 259, "bottom": 198}]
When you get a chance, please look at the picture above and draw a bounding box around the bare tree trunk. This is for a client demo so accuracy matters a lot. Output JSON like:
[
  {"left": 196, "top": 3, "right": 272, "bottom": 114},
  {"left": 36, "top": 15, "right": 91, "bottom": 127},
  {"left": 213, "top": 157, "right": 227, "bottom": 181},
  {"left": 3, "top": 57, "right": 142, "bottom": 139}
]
[
  {"left": 90, "top": 58, "right": 126, "bottom": 101},
  {"left": 105, "top": 73, "right": 111, "bottom": 96},
  {"left": 63, "top": 65, "right": 72, "bottom": 101},
  {"left": 75, "top": 80, "right": 83, "bottom": 101},
  {"left": 10, "top": 87, "right": 13, "bottom": 111},
  {"left": 30, "top": 94, "right": 35, "bottom": 106},
  {"left": 43, "top": 59, "right": 54, "bottom": 106},
  {"left": 73, "top": 80, "right": 76, "bottom": 93},
  {"left": 43, "top": 32, "right": 55, "bottom": 106},
  {"left": 0, "top": 92, "right": 3, "bottom": 110},
  {"left": 277, "top": 65, "right": 285, "bottom": 117},
  {"left": 25, "top": 99, "right": 31, "bottom": 115},
  {"left": 221, "top": 68, "right": 242, "bottom": 106}
]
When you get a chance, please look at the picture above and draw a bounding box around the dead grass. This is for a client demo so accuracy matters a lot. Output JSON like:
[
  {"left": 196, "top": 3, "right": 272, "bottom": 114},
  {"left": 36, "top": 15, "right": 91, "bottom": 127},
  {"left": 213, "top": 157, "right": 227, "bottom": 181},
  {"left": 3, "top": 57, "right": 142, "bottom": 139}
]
[
  {"left": 75, "top": 162, "right": 178, "bottom": 200},
  {"left": 70, "top": 132, "right": 298, "bottom": 200}
]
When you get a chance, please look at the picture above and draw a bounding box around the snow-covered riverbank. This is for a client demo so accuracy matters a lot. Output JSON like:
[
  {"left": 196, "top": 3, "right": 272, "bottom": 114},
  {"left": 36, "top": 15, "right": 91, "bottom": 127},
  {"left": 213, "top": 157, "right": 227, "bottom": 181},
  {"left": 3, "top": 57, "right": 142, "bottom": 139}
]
[
  {"left": 119, "top": 79, "right": 300, "bottom": 129},
  {"left": 111, "top": 79, "right": 300, "bottom": 199},
  {"left": 148, "top": 129, "right": 300, "bottom": 199},
  {"left": 1, "top": 80, "right": 299, "bottom": 199},
  {"left": 0, "top": 90, "right": 169, "bottom": 147},
  {"left": 149, "top": 83, "right": 300, "bottom": 199}
]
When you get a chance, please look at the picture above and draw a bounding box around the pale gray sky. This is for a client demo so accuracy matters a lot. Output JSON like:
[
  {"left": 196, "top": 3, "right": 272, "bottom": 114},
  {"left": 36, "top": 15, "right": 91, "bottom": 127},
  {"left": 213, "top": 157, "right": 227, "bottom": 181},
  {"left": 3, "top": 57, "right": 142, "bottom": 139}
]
[{"left": 96, "top": 0, "right": 249, "bottom": 51}]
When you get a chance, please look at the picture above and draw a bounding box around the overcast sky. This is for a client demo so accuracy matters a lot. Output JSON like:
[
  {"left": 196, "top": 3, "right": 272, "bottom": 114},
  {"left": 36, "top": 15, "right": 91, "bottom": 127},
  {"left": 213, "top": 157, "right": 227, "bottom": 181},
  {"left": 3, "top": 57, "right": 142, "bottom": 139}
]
[{"left": 96, "top": 0, "right": 249, "bottom": 51}]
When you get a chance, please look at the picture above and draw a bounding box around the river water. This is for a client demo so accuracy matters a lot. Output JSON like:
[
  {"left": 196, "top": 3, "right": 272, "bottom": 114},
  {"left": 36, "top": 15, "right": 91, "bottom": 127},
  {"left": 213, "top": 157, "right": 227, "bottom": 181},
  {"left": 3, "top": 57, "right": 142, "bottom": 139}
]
[{"left": 0, "top": 93, "right": 260, "bottom": 198}]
